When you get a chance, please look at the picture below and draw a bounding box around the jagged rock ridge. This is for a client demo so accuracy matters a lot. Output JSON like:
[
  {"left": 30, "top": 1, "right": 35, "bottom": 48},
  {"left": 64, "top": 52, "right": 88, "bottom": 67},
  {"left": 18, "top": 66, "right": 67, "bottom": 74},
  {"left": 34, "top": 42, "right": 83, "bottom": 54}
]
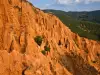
[{"left": 0, "top": 0, "right": 100, "bottom": 75}]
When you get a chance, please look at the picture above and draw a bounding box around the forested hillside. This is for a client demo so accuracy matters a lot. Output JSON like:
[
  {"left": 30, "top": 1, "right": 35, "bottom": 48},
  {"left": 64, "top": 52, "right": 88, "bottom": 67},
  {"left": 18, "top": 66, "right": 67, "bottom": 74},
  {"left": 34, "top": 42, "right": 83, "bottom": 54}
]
[{"left": 44, "top": 10, "right": 100, "bottom": 41}]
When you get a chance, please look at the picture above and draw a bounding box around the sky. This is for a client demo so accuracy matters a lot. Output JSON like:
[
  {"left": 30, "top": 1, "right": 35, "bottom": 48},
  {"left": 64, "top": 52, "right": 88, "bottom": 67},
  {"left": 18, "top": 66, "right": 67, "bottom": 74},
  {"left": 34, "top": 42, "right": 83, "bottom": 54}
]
[{"left": 28, "top": 0, "right": 100, "bottom": 11}]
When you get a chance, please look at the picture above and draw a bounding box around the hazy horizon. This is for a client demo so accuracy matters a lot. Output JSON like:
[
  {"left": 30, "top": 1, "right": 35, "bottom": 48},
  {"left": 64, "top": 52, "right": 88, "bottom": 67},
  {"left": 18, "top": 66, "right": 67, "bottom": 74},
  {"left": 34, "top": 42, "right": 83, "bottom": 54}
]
[
  {"left": 43, "top": 9, "right": 100, "bottom": 12},
  {"left": 29, "top": 0, "right": 100, "bottom": 12}
]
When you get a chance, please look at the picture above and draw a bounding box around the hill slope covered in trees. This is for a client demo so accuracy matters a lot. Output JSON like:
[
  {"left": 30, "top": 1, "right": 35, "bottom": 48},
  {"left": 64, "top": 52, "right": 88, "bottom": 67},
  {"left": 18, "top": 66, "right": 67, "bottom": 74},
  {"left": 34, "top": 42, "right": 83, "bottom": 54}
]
[{"left": 44, "top": 10, "right": 100, "bottom": 41}]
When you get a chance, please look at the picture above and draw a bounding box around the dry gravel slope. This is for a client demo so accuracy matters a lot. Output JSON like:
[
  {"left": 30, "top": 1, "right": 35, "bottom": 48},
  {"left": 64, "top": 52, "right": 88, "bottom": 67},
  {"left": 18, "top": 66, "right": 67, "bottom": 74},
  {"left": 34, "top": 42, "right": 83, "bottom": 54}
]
[{"left": 0, "top": 0, "right": 100, "bottom": 75}]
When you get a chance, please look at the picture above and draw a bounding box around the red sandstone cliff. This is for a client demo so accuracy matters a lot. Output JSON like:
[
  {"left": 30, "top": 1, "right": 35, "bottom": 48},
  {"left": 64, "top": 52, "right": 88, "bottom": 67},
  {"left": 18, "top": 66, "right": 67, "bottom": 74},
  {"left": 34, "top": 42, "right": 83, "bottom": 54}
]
[{"left": 0, "top": 0, "right": 100, "bottom": 75}]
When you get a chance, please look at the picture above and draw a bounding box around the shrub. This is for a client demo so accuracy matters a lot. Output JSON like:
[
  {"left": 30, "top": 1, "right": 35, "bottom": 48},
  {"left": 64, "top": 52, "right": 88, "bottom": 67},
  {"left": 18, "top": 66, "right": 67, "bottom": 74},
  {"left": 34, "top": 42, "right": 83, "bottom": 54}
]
[
  {"left": 34, "top": 36, "right": 43, "bottom": 46},
  {"left": 41, "top": 50, "right": 46, "bottom": 55},
  {"left": 44, "top": 45, "right": 50, "bottom": 52},
  {"left": 41, "top": 45, "right": 50, "bottom": 56}
]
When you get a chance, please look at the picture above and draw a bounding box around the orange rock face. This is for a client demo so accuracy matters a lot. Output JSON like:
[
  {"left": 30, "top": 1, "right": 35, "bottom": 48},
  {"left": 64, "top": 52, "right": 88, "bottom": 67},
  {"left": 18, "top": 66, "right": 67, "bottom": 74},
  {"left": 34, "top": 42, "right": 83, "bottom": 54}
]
[{"left": 0, "top": 0, "right": 100, "bottom": 75}]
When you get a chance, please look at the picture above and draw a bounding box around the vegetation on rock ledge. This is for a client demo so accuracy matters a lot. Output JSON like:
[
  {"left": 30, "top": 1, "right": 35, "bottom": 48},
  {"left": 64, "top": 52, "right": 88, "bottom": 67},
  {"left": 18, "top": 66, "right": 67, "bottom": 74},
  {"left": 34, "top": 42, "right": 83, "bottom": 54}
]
[{"left": 34, "top": 36, "right": 43, "bottom": 46}]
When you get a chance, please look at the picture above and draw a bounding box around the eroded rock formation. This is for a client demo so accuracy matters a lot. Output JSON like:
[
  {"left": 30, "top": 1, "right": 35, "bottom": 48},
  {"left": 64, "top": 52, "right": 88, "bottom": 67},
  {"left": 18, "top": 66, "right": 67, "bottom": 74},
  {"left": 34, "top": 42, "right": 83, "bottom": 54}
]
[{"left": 0, "top": 0, "right": 100, "bottom": 75}]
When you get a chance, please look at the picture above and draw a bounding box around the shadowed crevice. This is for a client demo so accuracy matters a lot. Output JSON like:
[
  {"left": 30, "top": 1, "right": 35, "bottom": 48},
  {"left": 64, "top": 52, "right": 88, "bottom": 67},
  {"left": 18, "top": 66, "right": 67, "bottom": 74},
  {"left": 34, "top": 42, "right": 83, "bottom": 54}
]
[
  {"left": 49, "top": 62, "right": 57, "bottom": 75},
  {"left": 8, "top": 40, "right": 14, "bottom": 53},
  {"left": 22, "top": 62, "right": 28, "bottom": 75},
  {"left": 59, "top": 53, "right": 99, "bottom": 75}
]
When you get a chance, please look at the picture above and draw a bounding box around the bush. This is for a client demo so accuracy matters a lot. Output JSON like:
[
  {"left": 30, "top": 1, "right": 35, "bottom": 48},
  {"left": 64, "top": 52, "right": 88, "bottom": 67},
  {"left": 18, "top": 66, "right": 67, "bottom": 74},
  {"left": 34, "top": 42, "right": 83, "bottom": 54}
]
[
  {"left": 41, "top": 50, "right": 46, "bottom": 55},
  {"left": 41, "top": 45, "right": 50, "bottom": 56},
  {"left": 44, "top": 45, "right": 50, "bottom": 52},
  {"left": 34, "top": 36, "right": 43, "bottom": 46}
]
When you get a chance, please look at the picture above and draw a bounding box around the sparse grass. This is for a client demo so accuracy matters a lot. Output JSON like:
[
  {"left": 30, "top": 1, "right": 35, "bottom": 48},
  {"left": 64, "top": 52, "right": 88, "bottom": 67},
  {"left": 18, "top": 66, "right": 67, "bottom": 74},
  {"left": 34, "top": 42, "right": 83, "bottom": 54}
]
[
  {"left": 26, "top": 0, "right": 38, "bottom": 14},
  {"left": 14, "top": 6, "right": 21, "bottom": 11},
  {"left": 14, "top": 5, "right": 22, "bottom": 16},
  {"left": 28, "top": 1, "right": 33, "bottom": 6},
  {"left": 74, "top": 40, "right": 79, "bottom": 47},
  {"left": 32, "top": 6, "right": 38, "bottom": 14},
  {"left": 34, "top": 36, "right": 43, "bottom": 46}
]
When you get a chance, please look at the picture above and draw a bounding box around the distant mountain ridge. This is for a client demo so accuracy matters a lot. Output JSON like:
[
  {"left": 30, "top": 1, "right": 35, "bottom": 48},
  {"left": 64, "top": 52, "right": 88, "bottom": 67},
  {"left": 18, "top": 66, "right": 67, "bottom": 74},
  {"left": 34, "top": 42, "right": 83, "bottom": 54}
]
[
  {"left": 43, "top": 9, "right": 100, "bottom": 41},
  {"left": 43, "top": 9, "right": 100, "bottom": 23}
]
